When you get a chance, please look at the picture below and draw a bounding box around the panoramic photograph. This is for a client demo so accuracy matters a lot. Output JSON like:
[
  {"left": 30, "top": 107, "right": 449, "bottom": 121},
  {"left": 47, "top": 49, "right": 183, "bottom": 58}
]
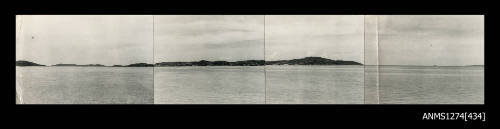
[{"left": 15, "top": 15, "right": 484, "bottom": 104}]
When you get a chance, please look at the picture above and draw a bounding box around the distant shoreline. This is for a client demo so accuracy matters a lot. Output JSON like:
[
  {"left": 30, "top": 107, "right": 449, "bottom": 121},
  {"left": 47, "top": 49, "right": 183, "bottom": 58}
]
[
  {"left": 16, "top": 57, "right": 364, "bottom": 67},
  {"left": 16, "top": 57, "right": 484, "bottom": 67},
  {"left": 16, "top": 65, "right": 485, "bottom": 67}
]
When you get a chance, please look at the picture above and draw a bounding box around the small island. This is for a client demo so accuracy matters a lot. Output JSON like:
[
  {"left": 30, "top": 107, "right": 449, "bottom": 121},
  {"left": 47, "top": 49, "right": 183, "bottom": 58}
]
[
  {"left": 53, "top": 64, "right": 105, "bottom": 67},
  {"left": 49, "top": 63, "right": 154, "bottom": 67},
  {"left": 126, "top": 63, "right": 154, "bottom": 67},
  {"left": 156, "top": 60, "right": 265, "bottom": 66},
  {"left": 265, "top": 57, "right": 362, "bottom": 65},
  {"left": 16, "top": 60, "right": 45, "bottom": 66},
  {"left": 52, "top": 63, "right": 154, "bottom": 67}
]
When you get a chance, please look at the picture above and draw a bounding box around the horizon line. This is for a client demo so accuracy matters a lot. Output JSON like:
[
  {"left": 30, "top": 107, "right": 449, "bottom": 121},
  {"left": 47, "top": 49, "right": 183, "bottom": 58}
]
[{"left": 16, "top": 58, "right": 484, "bottom": 67}]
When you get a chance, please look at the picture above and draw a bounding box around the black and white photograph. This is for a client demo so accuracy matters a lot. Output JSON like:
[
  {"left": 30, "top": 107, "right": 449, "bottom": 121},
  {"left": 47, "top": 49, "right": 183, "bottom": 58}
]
[{"left": 15, "top": 15, "right": 484, "bottom": 104}]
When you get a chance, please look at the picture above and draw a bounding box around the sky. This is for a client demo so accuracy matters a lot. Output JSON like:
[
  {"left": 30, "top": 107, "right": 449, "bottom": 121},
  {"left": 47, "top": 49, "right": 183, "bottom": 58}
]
[
  {"left": 16, "top": 15, "right": 154, "bottom": 66},
  {"left": 377, "top": 15, "right": 484, "bottom": 66},
  {"left": 16, "top": 15, "right": 483, "bottom": 66},
  {"left": 265, "top": 15, "right": 365, "bottom": 63},
  {"left": 154, "top": 15, "right": 264, "bottom": 62}
]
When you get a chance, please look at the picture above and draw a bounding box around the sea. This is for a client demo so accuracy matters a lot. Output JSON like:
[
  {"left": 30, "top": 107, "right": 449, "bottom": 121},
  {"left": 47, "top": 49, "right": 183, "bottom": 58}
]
[
  {"left": 376, "top": 65, "right": 484, "bottom": 104},
  {"left": 16, "top": 65, "right": 484, "bottom": 104},
  {"left": 16, "top": 66, "right": 153, "bottom": 104}
]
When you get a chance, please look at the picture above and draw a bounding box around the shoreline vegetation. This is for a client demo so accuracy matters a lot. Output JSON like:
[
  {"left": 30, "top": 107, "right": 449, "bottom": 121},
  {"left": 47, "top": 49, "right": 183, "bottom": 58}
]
[{"left": 16, "top": 57, "right": 362, "bottom": 67}]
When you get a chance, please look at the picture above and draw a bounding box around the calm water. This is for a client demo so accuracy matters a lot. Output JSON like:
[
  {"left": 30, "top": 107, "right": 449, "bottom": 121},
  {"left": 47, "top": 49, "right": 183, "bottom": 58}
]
[
  {"left": 266, "top": 65, "right": 364, "bottom": 104},
  {"left": 154, "top": 66, "right": 265, "bottom": 104},
  {"left": 16, "top": 65, "right": 484, "bottom": 104},
  {"left": 154, "top": 66, "right": 364, "bottom": 104},
  {"left": 377, "top": 66, "right": 484, "bottom": 104},
  {"left": 16, "top": 66, "right": 153, "bottom": 104}
]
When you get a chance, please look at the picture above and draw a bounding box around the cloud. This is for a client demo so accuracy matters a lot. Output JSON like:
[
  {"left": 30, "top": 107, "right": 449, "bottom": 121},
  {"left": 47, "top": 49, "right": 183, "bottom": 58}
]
[
  {"left": 379, "top": 15, "right": 483, "bottom": 38},
  {"left": 16, "top": 15, "right": 154, "bottom": 65},
  {"left": 154, "top": 15, "right": 264, "bottom": 62},
  {"left": 377, "top": 15, "right": 484, "bottom": 66},
  {"left": 202, "top": 39, "right": 264, "bottom": 49},
  {"left": 265, "top": 15, "right": 364, "bottom": 62}
]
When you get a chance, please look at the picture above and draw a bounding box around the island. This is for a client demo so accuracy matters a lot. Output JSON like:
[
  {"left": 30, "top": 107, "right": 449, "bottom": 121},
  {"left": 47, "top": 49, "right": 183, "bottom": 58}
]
[
  {"left": 17, "top": 57, "right": 362, "bottom": 67},
  {"left": 53, "top": 64, "right": 105, "bottom": 67},
  {"left": 126, "top": 63, "right": 154, "bottom": 67},
  {"left": 156, "top": 60, "right": 265, "bottom": 66},
  {"left": 265, "top": 57, "right": 362, "bottom": 65},
  {"left": 16, "top": 60, "right": 45, "bottom": 66},
  {"left": 50, "top": 63, "right": 154, "bottom": 67},
  {"left": 156, "top": 57, "right": 362, "bottom": 66}
]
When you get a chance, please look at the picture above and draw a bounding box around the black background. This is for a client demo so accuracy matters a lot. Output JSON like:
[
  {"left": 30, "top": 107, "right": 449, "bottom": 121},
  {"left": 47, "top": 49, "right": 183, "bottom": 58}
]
[{"left": 4, "top": 1, "right": 495, "bottom": 128}]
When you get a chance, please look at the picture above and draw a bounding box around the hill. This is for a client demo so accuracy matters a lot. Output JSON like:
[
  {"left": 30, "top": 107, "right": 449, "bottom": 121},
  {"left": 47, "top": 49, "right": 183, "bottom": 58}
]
[{"left": 16, "top": 60, "right": 45, "bottom": 66}]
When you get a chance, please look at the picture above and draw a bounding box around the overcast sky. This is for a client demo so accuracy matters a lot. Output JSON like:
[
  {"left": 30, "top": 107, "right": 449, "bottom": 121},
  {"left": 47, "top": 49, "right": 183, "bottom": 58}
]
[
  {"left": 377, "top": 15, "right": 484, "bottom": 66},
  {"left": 16, "top": 15, "right": 483, "bottom": 66},
  {"left": 154, "top": 15, "right": 264, "bottom": 62},
  {"left": 16, "top": 15, "right": 153, "bottom": 66},
  {"left": 265, "top": 15, "right": 365, "bottom": 63}
]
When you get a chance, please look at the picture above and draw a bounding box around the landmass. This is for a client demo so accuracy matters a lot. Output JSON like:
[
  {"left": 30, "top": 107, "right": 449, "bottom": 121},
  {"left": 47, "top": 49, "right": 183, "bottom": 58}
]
[
  {"left": 265, "top": 57, "right": 362, "bottom": 65},
  {"left": 156, "top": 60, "right": 265, "bottom": 66},
  {"left": 156, "top": 57, "right": 362, "bottom": 66},
  {"left": 52, "top": 63, "right": 154, "bottom": 67},
  {"left": 126, "top": 63, "right": 154, "bottom": 67},
  {"left": 17, "top": 57, "right": 362, "bottom": 67},
  {"left": 16, "top": 60, "right": 45, "bottom": 66},
  {"left": 53, "top": 64, "right": 105, "bottom": 67}
]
